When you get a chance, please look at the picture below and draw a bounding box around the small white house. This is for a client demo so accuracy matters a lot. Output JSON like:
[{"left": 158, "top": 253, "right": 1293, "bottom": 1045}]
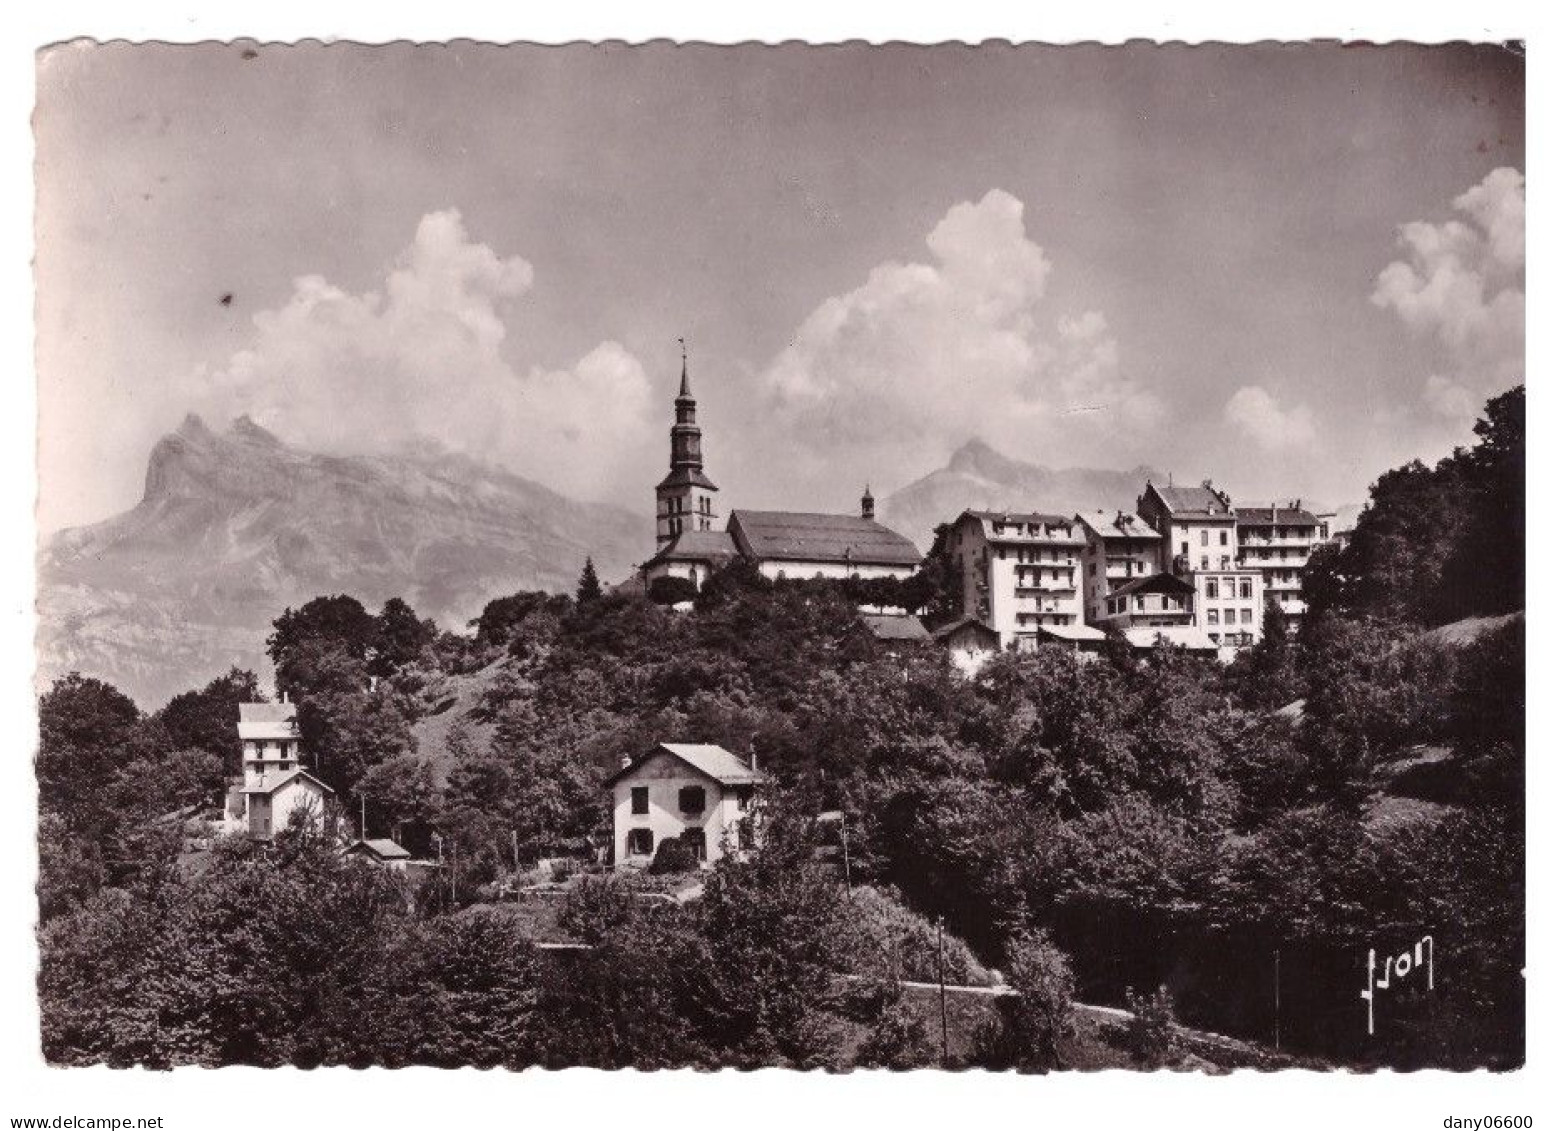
[
  {"left": 241, "top": 767, "right": 333, "bottom": 839},
  {"left": 606, "top": 743, "right": 767, "bottom": 869},
  {"left": 342, "top": 837, "right": 413, "bottom": 871}
]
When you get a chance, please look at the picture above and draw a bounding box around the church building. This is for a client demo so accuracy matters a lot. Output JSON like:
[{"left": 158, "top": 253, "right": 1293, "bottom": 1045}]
[{"left": 639, "top": 347, "right": 922, "bottom": 592}]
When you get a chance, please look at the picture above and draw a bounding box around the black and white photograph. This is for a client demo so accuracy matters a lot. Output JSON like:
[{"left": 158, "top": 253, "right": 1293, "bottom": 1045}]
[{"left": 4, "top": 9, "right": 1534, "bottom": 1127}]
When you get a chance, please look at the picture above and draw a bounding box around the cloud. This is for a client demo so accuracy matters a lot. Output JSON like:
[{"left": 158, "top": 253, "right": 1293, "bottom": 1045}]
[
  {"left": 757, "top": 189, "right": 1162, "bottom": 487},
  {"left": 194, "top": 209, "right": 650, "bottom": 501},
  {"left": 1372, "top": 167, "right": 1524, "bottom": 417},
  {"left": 1224, "top": 386, "right": 1316, "bottom": 450}
]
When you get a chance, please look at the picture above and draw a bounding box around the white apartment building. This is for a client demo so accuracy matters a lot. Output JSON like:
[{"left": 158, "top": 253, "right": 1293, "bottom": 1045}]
[
  {"left": 1076, "top": 510, "right": 1169, "bottom": 626},
  {"left": 1193, "top": 569, "right": 1265, "bottom": 650},
  {"left": 944, "top": 510, "right": 1100, "bottom": 652},
  {"left": 1234, "top": 503, "right": 1331, "bottom": 632}
]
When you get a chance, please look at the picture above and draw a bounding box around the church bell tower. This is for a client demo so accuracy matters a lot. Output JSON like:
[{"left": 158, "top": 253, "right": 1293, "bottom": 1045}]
[{"left": 655, "top": 339, "right": 719, "bottom": 547}]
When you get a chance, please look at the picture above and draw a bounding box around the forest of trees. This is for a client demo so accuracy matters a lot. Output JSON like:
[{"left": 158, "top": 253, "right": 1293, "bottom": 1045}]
[{"left": 35, "top": 388, "right": 1524, "bottom": 1070}]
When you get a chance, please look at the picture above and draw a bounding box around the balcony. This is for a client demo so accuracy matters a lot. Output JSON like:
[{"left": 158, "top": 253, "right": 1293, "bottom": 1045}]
[{"left": 1015, "top": 582, "right": 1076, "bottom": 596}]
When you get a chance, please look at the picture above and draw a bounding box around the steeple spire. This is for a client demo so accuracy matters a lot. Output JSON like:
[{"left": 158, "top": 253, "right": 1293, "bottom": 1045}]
[{"left": 654, "top": 336, "right": 718, "bottom": 548}]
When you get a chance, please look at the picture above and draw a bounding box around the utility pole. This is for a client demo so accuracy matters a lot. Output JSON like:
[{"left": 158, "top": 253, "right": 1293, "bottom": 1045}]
[
  {"left": 839, "top": 814, "right": 851, "bottom": 895},
  {"left": 936, "top": 916, "right": 949, "bottom": 1064},
  {"left": 359, "top": 794, "right": 366, "bottom": 842},
  {"left": 512, "top": 829, "right": 521, "bottom": 873},
  {"left": 1273, "top": 949, "right": 1282, "bottom": 1051}
]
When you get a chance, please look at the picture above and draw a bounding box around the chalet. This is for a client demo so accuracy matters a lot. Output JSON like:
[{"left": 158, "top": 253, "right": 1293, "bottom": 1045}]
[
  {"left": 343, "top": 837, "right": 414, "bottom": 871},
  {"left": 930, "top": 615, "right": 1000, "bottom": 677},
  {"left": 241, "top": 766, "right": 333, "bottom": 840},
  {"left": 606, "top": 743, "right": 768, "bottom": 870}
]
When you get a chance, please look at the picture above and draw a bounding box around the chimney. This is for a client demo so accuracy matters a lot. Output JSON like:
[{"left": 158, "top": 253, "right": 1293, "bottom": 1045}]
[{"left": 750, "top": 750, "right": 758, "bottom": 772}]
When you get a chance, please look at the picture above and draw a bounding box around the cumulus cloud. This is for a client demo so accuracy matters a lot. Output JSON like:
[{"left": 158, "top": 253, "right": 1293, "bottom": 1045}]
[
  {"left": 1224, "top": 386, "right": 1316, "bottom": 450},
  {"left": 194, "top": 209, "right": 651, "bottom": 500},
  {"left": 1372, "top": 167, "right": 1524, "bottom": 418},
  {"left": 757, "top": 189, "right": 1162, "bottom": 486}
]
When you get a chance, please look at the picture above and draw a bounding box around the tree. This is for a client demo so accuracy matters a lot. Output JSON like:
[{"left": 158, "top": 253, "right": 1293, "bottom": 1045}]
[
  {"left": 576, "top": 556, "right": 603, "bottom": 604},
  {"left": 407, "top": 910, "right": 541, "bottom": 1068},
  {"left": 687, "top": 799, "right": 845, "bottom": 1068},
  {"left": 978, "top": 927, "right": 1075, "bottom": 1071},
  {"left": 156, "top": 668, "right": 261, "bottom": 776},
  {"left": 372, "top": 597, "right": 436, "bottom": 678},
  {"left": 648, "top": 836, "right": 698, "bottom": 875},
  {"left": 37, "top": 673, "right": 142, "bottom": 820},
  {"left": 268, "top": 595, "right": 377, "bottom": 696},
  {"left": 647, "top": 575, "right": 698, "bottom": 606},
  {"left": 1125, "top": 985, "right": 1180, "bottom": 1067}
]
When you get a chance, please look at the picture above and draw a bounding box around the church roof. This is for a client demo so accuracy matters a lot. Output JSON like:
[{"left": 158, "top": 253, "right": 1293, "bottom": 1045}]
[
  {"left": 730, "top": 510, "right": 923, "bottom": 566},
  {"left": 644, "top": 529, "right": 741, "bottom": 568},
  {"left": 656, "top": 466, "right": 718, "bottom": 491}
]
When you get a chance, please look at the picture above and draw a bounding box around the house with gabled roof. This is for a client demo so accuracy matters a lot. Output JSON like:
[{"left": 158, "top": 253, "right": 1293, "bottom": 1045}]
[
  {"left": 241, "top": 766, "right": 333, "bottom": 841},
  {"left": 605, "top": 743, "right": 768, "bottom": 870}
]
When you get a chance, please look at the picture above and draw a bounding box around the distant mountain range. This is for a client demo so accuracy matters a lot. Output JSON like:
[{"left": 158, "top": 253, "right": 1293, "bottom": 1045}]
[{"left": 37, "top": 415, "right": 650, "bottom": 706}]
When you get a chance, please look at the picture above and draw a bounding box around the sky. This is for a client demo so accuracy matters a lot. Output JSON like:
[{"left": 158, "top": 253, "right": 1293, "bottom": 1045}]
[{"left": 33, "top": 41, "right": 1525, "bottom": 533}]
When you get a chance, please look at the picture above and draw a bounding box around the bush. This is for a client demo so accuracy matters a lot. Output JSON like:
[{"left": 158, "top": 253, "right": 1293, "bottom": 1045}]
[
  {"left": 853, "top": 988, "right": 933, "bottom": 1069},
  {"left": 649, "top": 837, "right": 699, "bottom": 875},
  {"left": 827, "top": 885, "right": 995, "bottom": 987},
  {"left": 1125, "top": 984, "right": 1179, "bottom": 1067},
  {"left": 648, "top": 576, "right": 699, "bottom": 606},
  {"left": 977, "top": 927, "right": 1075, "bottom": 1071}
]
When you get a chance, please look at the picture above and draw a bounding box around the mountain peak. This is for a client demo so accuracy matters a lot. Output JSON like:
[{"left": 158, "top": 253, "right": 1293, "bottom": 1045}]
[
  {"left": 176, "top": 412, "right": 213, "bottom": 440},
  {"left": 229, "top": 414, "right": 284, "bottom": 447}
]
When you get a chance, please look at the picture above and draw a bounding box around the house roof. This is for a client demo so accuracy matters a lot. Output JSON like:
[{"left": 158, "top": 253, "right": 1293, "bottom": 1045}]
[
  {"left": 347, "top": 837, "right": 412, "bottom": 860},
  {"left": 730, "top": 510, "right": 922, "bottom": 566},
  {"left": 930, "top": 615, "right": 999, "bottom": 643},
  {"left": 961, "top": 508, "right": 1077, "bottom": 528},
  {"left": 240, "top": 767, "right": 334, "bottom": 796},
  {"left": 1076, "top": 510, "right": 1161, "bottom": 540},
  {"left": 1148, "top": 482, "right": 1234, "bottom": 519},
  {"left": 1037, "top": 623, "right": 1107, "bottom": 643},
  {"left": 1107, "top": 573, "right": 1196, "bottom": 600},
  {"left": 643, "top": 529, "right": 741, "bottom": 568},
  {"left": 1121, "top": 625, "right": 1220, "bottom": 652},
  {"left": 237, "top": 700, "right": 299, "bottom": 741},
  {"left": 1234, "top": 506, "right": 1320, "bottom": 527},
  {"left": 860, "top": 613, "right": 931, "bottom": 642},
  {"left": 606, "top": 742, "right": 768, "bottom": 787}
]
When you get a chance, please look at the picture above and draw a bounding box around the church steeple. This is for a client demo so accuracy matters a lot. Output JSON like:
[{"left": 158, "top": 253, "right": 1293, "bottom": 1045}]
[{"left": 655, "top": 337, "right": 719, "bottom": 547}]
